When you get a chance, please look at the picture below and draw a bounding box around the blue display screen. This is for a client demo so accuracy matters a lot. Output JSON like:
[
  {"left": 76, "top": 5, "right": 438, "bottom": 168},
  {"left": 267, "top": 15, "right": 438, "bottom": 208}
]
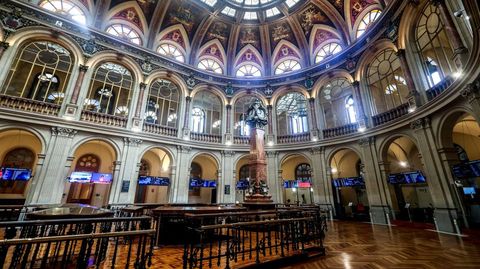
[
  {"left": 68, "top": 172, "right": 92, "bottom": 183},
  {"left": 189, "top": 178, "right": 216, "bottom": 188},
  {"left": 388, "top": 171, "right": 426, "bottom": 184},
  {"left": 138, "top": 176, "right": 170, "bottom": 186},
  {"left": 463, "top": 187, "right": 476, "bottom": 195},
  {"left": 333, "top": 177, "right": 364, "bottom": 187},
  {"left": 236, "top": 179, "right": 249, "bottom": 190},
  {"left": 1, "top": 168, "right": 32, "bottom": 181},
  {"left": 91, "top": 173, "right": 113, "bottom": 184}
]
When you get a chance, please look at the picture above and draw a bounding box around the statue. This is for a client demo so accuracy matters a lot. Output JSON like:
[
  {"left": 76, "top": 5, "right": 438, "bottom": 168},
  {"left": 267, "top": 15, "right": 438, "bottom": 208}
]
[{"left": 245, "top": 99, "right": 268, "bottom": 129}]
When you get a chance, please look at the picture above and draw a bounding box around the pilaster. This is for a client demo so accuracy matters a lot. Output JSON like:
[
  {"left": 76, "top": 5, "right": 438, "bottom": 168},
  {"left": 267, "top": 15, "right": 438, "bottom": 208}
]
[
  {"left": 266, "top": 151, "right": 281, "bottom": 203},
  {"left": 171, "top": 145, "right": 192, "bottom": 203},
  {"left": 220, "top": 150, "right": 235, "bottom": 203}
]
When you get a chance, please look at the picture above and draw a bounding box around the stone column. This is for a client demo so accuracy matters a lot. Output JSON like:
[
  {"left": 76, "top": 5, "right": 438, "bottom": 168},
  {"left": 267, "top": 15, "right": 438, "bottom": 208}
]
[
  {"left": 70, "top": 65, "right": 89, "bottom": 105},
  {"left": 170, "top": 146, "right": 192, "bottom": 203},
  {"left": 377, "top": 161, "right": 396, "bottom": 220},
  {"left": 225, "top": 104, "right": 233, "bottom": 144},
  {"left": 308, "top": 97, "right": 319, "bottom": 139},
  {"left": 135, "top": 83, "right": 147, "bottom": 118},
  {"left": 220, "top": 150, "right": 235, "bottom": 203},
  {"left": 460, "top": 79, "right": 480, "bottom": 123},
  {"left": 358, "top": 137, "right": 392, "bottom": 224},
  {"left": 352, "top": 81, "right": 368, "bottom": 128},
  {"left": 24, "top": 154, "right": 46, "bottom": 205},
  {"left": 266, "top": 104, "right": 275, "bottom": 145},
  {"left": 310, "top": 146, "right": 334, "bottom": 211},
  {"left": 410, "top": 118, "right": 460, "bottom": 233},
  {"left": 29, "top": 127, "right": 77, "bottom": 204},
  {"left": 182, "top": 96, "right": 192, "bottom": 138},
  {"left": 266, "top": 151, "right": 282, "bottom": 203},
  {"left": 396, "top": 49, "right": 422, "bottom": 110},
  {"left": 109, "top": 138, "right": 142, "bottom": 204},
  {"left": 433, "top": 0, "right": 468, "bottom": 67},
  {"left": 0, "top": 42, "right": 9, "bottom": 61}
]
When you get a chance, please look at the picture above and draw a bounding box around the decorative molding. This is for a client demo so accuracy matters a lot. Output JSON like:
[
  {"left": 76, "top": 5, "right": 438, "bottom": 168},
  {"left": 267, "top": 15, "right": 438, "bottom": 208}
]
[
  {"left": 177, "top": 145, "right": 191, "bottom": 153},
  {"left": 410, "top": 117, "right": 430, "bottom": 130},
  {"left": 0, "top": 41, "right": 9, "bottom": 50},
  {"left": 460, "top": 78, "right": 480, "bottom": 102},
  {"left": 78, "top": 64, "right": 89, "bottom": 72},
  {"left": 265, "top": 151, "right": 278, "bottom": 158},
  {"left": 358, "top": 136, "right": 374, "bottom": 147},
  {"left": 123, "top": 137, "right": 143, "bottom": 147},
  {"left": 221, "top": 150, "right": 235, "bottom": 157},
  {"left": 310, "top": 146, "right": 323, "bottom": 154},
  {"left": 51, "top": 127, "right": 77, "bottom": 138}
]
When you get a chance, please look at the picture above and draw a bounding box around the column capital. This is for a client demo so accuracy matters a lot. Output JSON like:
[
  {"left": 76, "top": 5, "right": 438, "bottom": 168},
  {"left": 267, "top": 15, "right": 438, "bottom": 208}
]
[
  {"left": 51, "top": 127, "right": 77, "bottom": 138},
  {"left": 266, "top": 151, "right": 278, "bottom": 158},
  {"left": 221, "top": 150, "right": 235, "bottom": 157},
  {"left": 177, "top": 145, "right": 191, "bottom": 153},
  {"left": 410, "top": 117, "right": 431, "bottom": 130},
  {"left": 0, "top": 41, "right": 10, "bottom": 49},
  {"left": 226, "top": 104, "right": 232, "bottom": 110},
  {"left": 186, "top": 96, "right": 192, "bottom": 102},
  {"left": 460, "top": 78, "right": 480, "bottom": 102},
  {"left": 352, "top": 81, "right": 360, "bottom": 88},
  {"left": 308, "top": 97, "right": 315, "bottom": 103},
  {"left": 123, "top": 137, "right": 143, "bottom": 147},
  {"left": 79, "top": 64, "right": 89, "bottom": 72},
  {"left": 310, "top": 146, "right": 323, "bottom": 155},
  {"left": 358, "top": 136, "right": 375, "bottom": 147},
  {"left": 139, "top": 82, "right": 148, "bottom": 90}
]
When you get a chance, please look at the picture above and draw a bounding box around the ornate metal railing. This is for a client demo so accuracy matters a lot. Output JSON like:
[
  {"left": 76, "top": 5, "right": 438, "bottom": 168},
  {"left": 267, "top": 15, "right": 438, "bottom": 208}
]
[
  {"left": 0, "top": 94, "right": 60, "bottom": 116},
  {"left": 190, "top": 132, "right": 222, "bottom": 143},
  {"left": 372, "top": 102, "right": 410, "bottom": 127},
  {"left": 277, "top": 133, "right": 311, "bottom": 144},
  {"left": 143, "top": 122, "right": 178, "bottom": 137},
  {"left": 80, "top": 110, "right": 128, "bottom": 128},
  {"left": 323, "top": 123, "right": 359, "bottom": 139},
  {"left": 233, "top": 135, "right": 249, "bottom": 145},
  {"left": 183, "top": 215, "right": 327, "bottom": 269},
  {"left": 426, "top": 76, "right": 454, "bottom": 101},
  {"left": 0, "top": 229, "right": 155, "bottom": 269}
]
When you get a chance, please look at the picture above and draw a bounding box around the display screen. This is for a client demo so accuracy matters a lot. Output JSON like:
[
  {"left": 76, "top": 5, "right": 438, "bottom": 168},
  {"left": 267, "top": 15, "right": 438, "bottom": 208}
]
[
  {"left": 404, "top": 171, "right": 426, "bottom": 183},
  {"left": 388, "top": 174, "right": 405, "bottom": 184},
  {"left": 203, "top": 180, "right": 217, "bottom": 188},
  {"left": 69, "top": 172, "right": 93, "bottom": 183},
  {"left": 452, "top": 164, "right": 475, "bottom": 179},
  {"left": 463, "top": 187, "right": 476, "bottom": 195},
  {"left": 1, "top": 168, "right": 32, "bottom": 181},
  {"left": 138, "top": 176, "right": 170, "bottom": 186},
  {"left": 333, "top": 177, "right": 364, "bottom": 187},
  {"left": 469, "top": 160, "right": 480, "bottom": 176},
  {"left": 91, "top": 173, "right": 113, "bottom": 184},
  {"left": 236, "top": 179, "right": 249, "bottom": 190},
  {"left": 189, "top": 178, "right": 216, "bottom": 188},
  {"left": 297, "top": 181, "right": 311, "bottom": 188}
]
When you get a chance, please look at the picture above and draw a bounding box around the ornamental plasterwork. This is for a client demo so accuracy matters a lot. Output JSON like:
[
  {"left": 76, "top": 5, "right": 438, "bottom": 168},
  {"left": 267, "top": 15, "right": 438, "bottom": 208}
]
[{"left": 51, "top": 127, "right": 77, "bottom": 138}]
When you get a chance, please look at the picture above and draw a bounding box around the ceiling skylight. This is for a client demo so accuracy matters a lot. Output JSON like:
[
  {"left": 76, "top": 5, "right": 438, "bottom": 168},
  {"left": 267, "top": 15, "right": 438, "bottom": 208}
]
[
  {"left": 265, "top": 7, "right": 280, "bottom": 17},
  {"left": 198, "top": 0, "right": 217, "bottom": 7},
  {"left": 222, "top": 6, "right": 236, "bottom": 17},
  {"left": 244, "top": 12, "right": 258, "bottom": 20},
  {"left": 285, "top": 0, "right": 299, "bottom": 8}
]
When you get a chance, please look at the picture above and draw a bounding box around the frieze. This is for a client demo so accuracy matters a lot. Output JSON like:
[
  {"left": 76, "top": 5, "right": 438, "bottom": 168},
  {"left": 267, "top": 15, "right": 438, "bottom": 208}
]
[
  {"left": 310, "top": 146, "right": 323, "bottom": 155},
  {"left": 123, "top": 137, "right": 143, "bottom": 147},
  {"left": 265, "top": 151, "right": 279, "bottom": 158},
  {"left": 460, "top": 77, "right": 480, "bottom": 102},
  {"left": 221, "top": 150, "right": 235, "bottom": 157},
  {"left": 410, "top": 117, "right": 431, "bottom": 130},
  {"left": 358, "top": 136, "right": 375, "bottom": 147},
  {"left": 51, "top": 127, "right": 77, "bottom": 138},
  {"left": 177, "top": 145, "right": 192, "bottom": 153}
]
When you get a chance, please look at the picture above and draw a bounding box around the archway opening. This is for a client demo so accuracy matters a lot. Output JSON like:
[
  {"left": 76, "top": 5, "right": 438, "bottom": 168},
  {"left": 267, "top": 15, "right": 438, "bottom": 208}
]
[
  {"left": 280, "top": 155, "right": 313, "bottom": 205},
  {"left": 135, "top": 148, "right": 172, "bottom": 204},
  {"left": 0, "top": 129, "right": 42, "bottom": 205},
  {"left": 384, "top": 137, "right": 433, "bottom": 224},
  {"left": 189, "top": 154, "right": 218, "bottom": 204},
  {"left": 330, "top": 149, "right": 368, "bottom": 220},
  {"left": 64, "top": 140, "right": 116, "bottom": 207}
]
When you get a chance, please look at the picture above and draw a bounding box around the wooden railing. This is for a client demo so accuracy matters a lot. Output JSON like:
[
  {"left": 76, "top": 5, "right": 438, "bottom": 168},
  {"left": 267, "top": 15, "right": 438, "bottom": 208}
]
[
  {"left": 234, "top": 135, "right": 250, "bottom": 145},
  {"left": 80, "top": 110, "right": 127, "bottom": 128},
  {"left": 0, "top": 94, "right": 60, "bottom": 116},
  {"left": 190, "top": 132, "right": 222, "bottom": 143},
  {"left": 143, "top": 122, "right": 178, "bottom": 137},
  {"left": 426, "top": 76, "right": 454, "bottom": 101},
  {"left": 372, "top": 103, "right": 410, "bottom": 127},
  {"left": 277, "top": 133, "right": 311, "bottom": 144},
  {"left": 323, "top": 123, "right": 359, "bottom": 139}
]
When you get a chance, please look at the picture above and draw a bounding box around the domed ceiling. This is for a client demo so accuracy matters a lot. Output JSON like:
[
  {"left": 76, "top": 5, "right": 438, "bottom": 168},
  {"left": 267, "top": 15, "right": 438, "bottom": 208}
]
[{"left": 37, "top": 0, "right": 388, "bottom": 77}]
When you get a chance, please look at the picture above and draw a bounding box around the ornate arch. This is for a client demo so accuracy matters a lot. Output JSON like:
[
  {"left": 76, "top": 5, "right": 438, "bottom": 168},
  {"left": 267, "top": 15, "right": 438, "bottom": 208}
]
[
  {"left": 85, "top": 51, "right": 143, "bottom": 84},
  {"left": 0, "top": 125, "right": 46, "bottom": 155},
  {"left": 156, "top": 24, "right": 190, "bottom": 59},
  {"left": 190, "top": 83, "right": 228, "bottom": 106},
  {"left": 103, "top": 2, "right": 148, "bottom": 45},
  {"left": 378, "top": 132, "right": 420, "bottom": 164},
  {"left": 311, "top": 69, "right": 354, "bottom": 98},
  {"left": 326, "top": 146, "right": 362, "bottom": 167},
  {"left": 138, "top": 145, "right": 176, "bottom": 168},
  {"left": 68, "top": 136, "right": 121, "bottom": 161},
  {"left": 350, "top": 3, "right": 383, "bottom": 40},
  {"left": 230, "top": 90, "right": 267, "bottom": 106},
  {"left": 144, "top": 70, "right": 188, "bottom": 100},
  {"left": 234, "top": 44, "right": 264, "bottom": 73},
  {"left": 197, "top": 39, "right": 227, "bottom": 71},
  {"left": 271, "top": 40, "right": 302, "bottom": 68},
  {"left": 271, "top": 84, "right": 310, "bottom": 106},
  {"left": 435, "top": 107, "right": 478, "bottom": 150},
  {"left": 354, "top": 39, "right": 398, "bottom": 81},
  {"left": 309, "top": 25, "right": 343, "bottom": 63},
  {"left": 279, "top": 152, "right": 313, "bottom": 167},
  {"left": 36, "top": 0, "right": 94, "bottom": 25}
]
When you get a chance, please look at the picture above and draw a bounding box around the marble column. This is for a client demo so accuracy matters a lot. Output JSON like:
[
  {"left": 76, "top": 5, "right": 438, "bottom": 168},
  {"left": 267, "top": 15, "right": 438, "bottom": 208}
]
[
  {"left": 29, "top": 127, "right": 77, "bottom": 204},
  {"left": 170, "top": 146, "right": 192, "bottom": 203},
  {"left": 310, "top": 146, "right": 334, "bottom": 213},
  {"left": 352, "top": 81, "right": 368, "bottom": 128},
  {"left": 220, "top": 150, "right": 235, "bottom": 203},
  {"left": 396, "top": 49, "right": 422, "bottom": 109},
  {"left": 308, "top": 97, "right": 319, "bottom": 139},
  {"left": 410, "top": 117, "right": 460, "bottom": 233},
  {"left": 433, "top": 0, "right": 468, "bottom": 67},
  {"left": 24, "top": 154, "right": 46, "bottom": 205},
  {"left": 266, "top": 151, "right": 282, "bottom": 203},
  {"left": 182, "top": 97, "right": 192, "bottom": 138},
  {"left": 69, "top": 65, "right": 89, "bottom": 105},
  {"left": 135, "top": 83, "right": 147, "bottom": 118},
  {"left": 225, "top": 104, "right": 232, "bottom": 144},
  {"left": 266, "top": 104, "right": 275, "bottom": 145},
  {"left": 0, "top": 42, "right": 9, "bottom": 61}
]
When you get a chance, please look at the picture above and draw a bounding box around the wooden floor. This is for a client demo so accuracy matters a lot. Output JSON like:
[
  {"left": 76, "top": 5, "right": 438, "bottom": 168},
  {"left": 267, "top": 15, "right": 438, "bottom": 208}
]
[{"left": 136, "top": 221, "right": 480, "bottom": 269}]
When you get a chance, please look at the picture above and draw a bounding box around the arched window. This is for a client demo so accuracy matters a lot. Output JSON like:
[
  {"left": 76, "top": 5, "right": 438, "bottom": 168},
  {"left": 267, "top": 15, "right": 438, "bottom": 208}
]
[
  {"left": 236, "top": 64, "right": 262, "bottom": 77},
  {"left": 191, "top": 91, "right": 222, "bottom": 135},
  {"left": 197, "top": 59, "right": 223, "bottom": 74},
  {"left": 84, "top": 62, "right": 134, "bottom": 117},
  {"left": 191, "top": 107, "right": 205, "bottom": 133},
  {"left": 366, "top": 49, "right": 408, "bottom": 114},
  {"left": 106, "top": 24, "right": 142, "bottom": 45},
  {"left": 416, "top": 4, "right": 457, "bottom": 87},
  {"left": 157, "top": 43, "right": 185, "bottom": 63},
  {"left": 295, "top": 163, "right": 312, "bottom": 182},
  {"left": 234, "top": 96, "right": 262, "bottom": 136},
  {"left": 277, "top": 92, "right": 309, "bottom": 135},
  {"left": 74, "top": 154, "right": 100, "bottom": 172},
  {"left": 2, "top": 41, "right": 73, "bottom": 105},
  {"left": 274, "top": 59, "right": 301, "bottom": 75},
  {"left": 345, "top": 96, "right": 357, "bottom": 124},
  {"left": 356, "top": 9, "right": 382, "bottom": 38},
  {"left": 239, "top": 165, "right": 249, "bottom": 180},
  {"left": 320, "top": 78, "right": 353, "bottom": 128},
  {"left": 144, "top": 79, "right": 180, "bottom": 128},
  {"left": 0, "top": 147, "right": 35, "bottom": 195},
  {"left": 40, "top": 0, "right": 87, "bottom": 24},
  {"left": 315, "top": 42, "right": 342, "bottom": 63}
]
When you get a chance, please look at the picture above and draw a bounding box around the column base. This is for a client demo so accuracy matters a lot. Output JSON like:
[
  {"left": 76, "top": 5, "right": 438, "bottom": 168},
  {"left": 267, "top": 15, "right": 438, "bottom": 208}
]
[
  {"left": 434, "top": 208, "right": 460, "bottom": 234},
  {"left": 369, "top": 205, "right": 391, "bottom": 225}
]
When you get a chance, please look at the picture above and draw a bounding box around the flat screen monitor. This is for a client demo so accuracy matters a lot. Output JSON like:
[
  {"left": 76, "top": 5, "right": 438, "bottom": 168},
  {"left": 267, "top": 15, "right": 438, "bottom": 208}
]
[
  {"left": 388, "top": 174, "right": 405, "bottom": 184},
  {"left": 463, "top": 187, "right": 476, "bottom": 195},
  {"left": 189, "top": 178, "right": 203, "bottom": 188},
  {"left": 138, "top": 176, "right": 169, "bottom": 186},
  {"left": 404, "top": 171, "right": 426, "bottom": 183},
  {"left": 69, "top": 172, "right": 92, "bottom": 183},
  {"left": 469, "top": 160, "right": 480, "bottom": 177},
  {"left": 202, "top": 180, "right": 216, "bottom": 188},
  {"left": 236, "top": 179, "right": 249, "bottom": 190},
  {"left": 452, "top": 164, "right": 475, "bottom": 179},
  {"left": 297, "top": 181, "right": 311, "bottom": 188},
  {"left": 1, "top": 168, "right": 32, "bottom": 181},
  {"left": 91, "top": 173, "right": 113, "bottom": 184}
]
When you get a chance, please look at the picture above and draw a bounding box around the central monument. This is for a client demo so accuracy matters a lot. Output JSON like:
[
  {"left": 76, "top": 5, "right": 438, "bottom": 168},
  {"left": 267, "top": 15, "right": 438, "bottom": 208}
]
[{"left": 243, "top": 99, "right": 273, "bottom": 208}]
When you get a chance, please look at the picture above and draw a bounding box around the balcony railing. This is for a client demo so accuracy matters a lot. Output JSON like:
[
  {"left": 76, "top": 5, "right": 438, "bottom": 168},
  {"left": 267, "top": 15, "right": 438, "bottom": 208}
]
[
  {"left": 323, "top": 123, "right": 359, "bottom": 139},
  {"left": 277, "top": 133, "right": 311, "bottom": 144},
  {"left": 0, "top": 94, "right": 60, "bottom": 116},
  {"left": 426, "top": 76, "right": 454, "bottom": 101},
  {"left": 143, "top": 122, "right": 178, "bottom": 137},
  {"left": 190, "top": 132, "right": 222, "bottom": 143},
  {"left": 234, "top": 135, "right": 250, "bottom": 145},
  {"left": 80, "top": 110, "right": 127, "bottom": 128},
  {"left": 372, "top": 102, "right": 410, "bottom": 127}
]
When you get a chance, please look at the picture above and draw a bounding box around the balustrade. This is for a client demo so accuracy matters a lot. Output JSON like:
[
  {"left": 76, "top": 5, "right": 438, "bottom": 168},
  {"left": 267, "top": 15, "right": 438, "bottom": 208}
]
[
  {"left": 143, "top": 122, "right": 178, "bottom": 137},
  {"left": 372, "top": 103, "right": 410, "bottom": 127},
  {"left": 80, "top": 110, "right": 127, "bottom": 128},
  {"left": 234, "top": 135, "right": 250, "bottom": 145},
  {"left": 0, "top": 95, "right": 60, "bottom": 116},
  {"left": 323, "top": 123, "right": 359, "bottom": 139},
  {"left": 190, "top": 132, "right": 222, "bottom": 143},
  {"left": 426, "top": 76, "right": 454, "bottom": 101},
  {"left": 277, "top": 133, "right": 311, "bottom": 144}
]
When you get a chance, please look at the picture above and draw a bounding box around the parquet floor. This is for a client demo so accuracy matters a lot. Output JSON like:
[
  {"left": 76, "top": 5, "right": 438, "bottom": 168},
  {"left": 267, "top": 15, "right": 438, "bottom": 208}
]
[{"left": 135, "top": 221, "right": 480, "bottom": 269}]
